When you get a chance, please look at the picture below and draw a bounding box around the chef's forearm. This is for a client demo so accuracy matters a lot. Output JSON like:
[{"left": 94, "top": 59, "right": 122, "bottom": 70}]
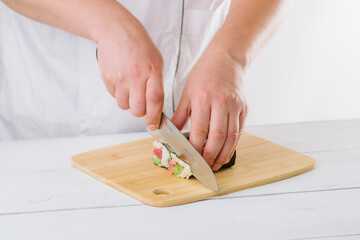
[
  {"left": 210, "top": 0, "right": 290, "bottom": 69},
  {"left": 2, "top": 0, "right": 131, "bottom": 43}
]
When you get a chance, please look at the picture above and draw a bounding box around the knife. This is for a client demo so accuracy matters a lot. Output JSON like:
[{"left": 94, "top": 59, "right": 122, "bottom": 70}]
[{"left": 147, "top": 113, "right": 219, "bottom": 192}]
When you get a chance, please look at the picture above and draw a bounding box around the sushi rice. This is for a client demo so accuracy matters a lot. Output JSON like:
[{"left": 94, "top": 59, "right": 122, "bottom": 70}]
[{"left": 152, "top": 140, "right": 192, "bottom": 179}]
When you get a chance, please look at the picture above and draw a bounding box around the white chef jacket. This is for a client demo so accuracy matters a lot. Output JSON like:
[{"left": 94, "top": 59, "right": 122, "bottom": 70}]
[{"left": 0, "top": 0, "right": 230, "bottom": 141}]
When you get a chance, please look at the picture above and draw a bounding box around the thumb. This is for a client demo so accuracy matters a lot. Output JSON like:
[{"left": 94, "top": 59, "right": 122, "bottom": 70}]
[
  {"left": 171, "top": 98, "right": 190, "bottom": 131},
  {"left": 146, "top": 74, "right": 164, "bottom": 130}
]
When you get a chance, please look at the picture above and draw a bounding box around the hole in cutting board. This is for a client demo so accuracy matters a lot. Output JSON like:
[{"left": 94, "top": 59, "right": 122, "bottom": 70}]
[{"left": 153, "top": 188, "right": 170, "bottom": 196}]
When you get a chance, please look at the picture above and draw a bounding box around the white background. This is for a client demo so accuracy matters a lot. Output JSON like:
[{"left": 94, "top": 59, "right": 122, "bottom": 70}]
[{"left": 245, "top": 0, "right": 360, "bottom": 125}]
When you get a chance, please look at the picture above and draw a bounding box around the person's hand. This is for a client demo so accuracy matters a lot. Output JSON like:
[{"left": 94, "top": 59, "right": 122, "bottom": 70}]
[
  {"left": 96, "top": 10, "right": 164, "bottom": 130},
  {"left": 172, "top": 45, "right": 248, "bottom": 171}
]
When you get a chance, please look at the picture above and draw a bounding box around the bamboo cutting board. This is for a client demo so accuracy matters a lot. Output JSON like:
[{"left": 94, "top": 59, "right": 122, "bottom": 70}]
[{"left": 72, "top": 132, "right": 315, "bottom": 207}]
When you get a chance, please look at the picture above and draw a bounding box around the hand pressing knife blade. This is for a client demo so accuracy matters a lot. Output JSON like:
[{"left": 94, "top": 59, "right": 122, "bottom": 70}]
[
  {"left": 147, "top": 113, "right": 236, "bottom": 192},
  {"left": 147, "top": 113, "right": 218, "bottom": 192}
]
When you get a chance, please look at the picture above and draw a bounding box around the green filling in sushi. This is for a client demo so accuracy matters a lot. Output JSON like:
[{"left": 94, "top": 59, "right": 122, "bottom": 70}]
[
  {"left": 153, "top": 156, "right": 161, "bottom": 166},
  {"left": 173, "top": 163, "right": 184, "bottom": 176}
]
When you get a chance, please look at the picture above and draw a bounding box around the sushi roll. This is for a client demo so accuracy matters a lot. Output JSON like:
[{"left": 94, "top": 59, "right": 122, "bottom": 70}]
[
  {"left": 152, "top": 140, "right": 192, "bottom": 179},
  {"left": 152, "top": 133, "right": 237, "bottom": 179}
]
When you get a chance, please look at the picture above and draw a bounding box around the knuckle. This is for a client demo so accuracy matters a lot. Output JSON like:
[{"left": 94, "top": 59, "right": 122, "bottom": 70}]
[
  {"left": 193, "top": 124, "right": 208, "bottom": 137},
  {"left": 227, "top": 130, "right": 239, "bottom": 142},
  {"left": 147, "top": 90, "right": 164, "bottom": 104},
  {"left": 240, "top": 102, "right": 249, "bottom": 118},
  {"left": 147, "top": 56, "right": 163, "bottom": 75},
  {"left": 230, "top": 92, "right": 244, "bottom": 111},
  {"left": 101, "top": 72, "right": 112, "bottom": 83},
  {"left": 233, "top": 95, "right": 242, "bottom": 108},
  {"left": 197, "top": 90, "right": 209, "bottom": 105},
  {"left": 112, "top": 71, "right": 126, "bottom": 85},
  {"left": 203, "top": 149, "right": 216, "bottom": 164},
  {"left": 117, "top": 77, "right": 126, "bottom": 85},
  {"left": 244, "top": 102, "right": 249, "bottom": 115},
  {"left": 213, "top": 130, "right": 226, "bottom": 142},
  {"left": 216, "top": 90, "right": 228, "bottom": 105},
  {"left": 131, "top": 64, "right": 141, "bottom": 82}
]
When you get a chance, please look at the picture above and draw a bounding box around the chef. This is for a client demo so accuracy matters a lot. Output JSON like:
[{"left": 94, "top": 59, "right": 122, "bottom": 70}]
[{"left": 0, "top": 0, "right": 288, "bottom": 170}]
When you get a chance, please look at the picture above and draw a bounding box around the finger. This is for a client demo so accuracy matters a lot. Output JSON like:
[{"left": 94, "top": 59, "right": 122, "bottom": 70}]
[
  {"left": 202, "top": 105, "right": 228, "bottom": 167},
  {"left": 239, "top": 104, "right": 248, "bottom": 134},
  {"left": 227, "top": 105, "right": 249, "bottom": 162},
  {"left": 146, "top": 74, "right": 164, "bottom": 130},
  {"left": 171, "top": 97, "right": 190, "bottom": 131},
  {"left": 104, "top": 82, "right": 116, "bottom": 98},
  {"left": 115, "top": 86, "right": 130, "bottom": 110},
  {"left": 189, "top": 100, "right": 210, "bottom": 154},
  {"left": 211, "top": 112, "right": 240, "bottom": 171},
  {"left": 129, "top": 76, "right": 147, "bottom": 117}
]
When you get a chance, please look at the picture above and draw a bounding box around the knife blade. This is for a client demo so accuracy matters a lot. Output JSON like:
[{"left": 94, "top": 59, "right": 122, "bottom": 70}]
[{"left": 147, "top": 113, "right": 219, "bottom": 192}]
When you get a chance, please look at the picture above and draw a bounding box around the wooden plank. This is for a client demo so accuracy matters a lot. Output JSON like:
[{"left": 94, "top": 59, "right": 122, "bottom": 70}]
[
  {"left": 72, "top": 133, "right": 315, "bottom": 206},
  {"left": 0, "top": 169, "right": 139, "bottom": 215},
  {"left": 290, "top": 234, "right": 360, "bottom": 240},
  {"left": 245, "top": 119, "right": 360, "bottom": 153},
  {"left": 1, "top": 148, "right": 359, "bottom": 214},
  {"left": 0, "top": 120, "right": 358, "bottom": 213},
  {"left": 1, "top": 188, "right": 359, "bottom": 240},
  {"left": 1, "top": 120, "right": 358, "bottom": 173},
  {"left": 0, "top": 132, "right": 149, "bottom": 172}
]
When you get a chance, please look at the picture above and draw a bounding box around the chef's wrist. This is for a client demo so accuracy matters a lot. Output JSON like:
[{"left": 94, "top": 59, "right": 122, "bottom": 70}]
[
  {"left": 207, "top": 34, "right": 251, "bottom": 74},
  {"left": 88, "top": 2, "right": 135, "bottom": 44}
]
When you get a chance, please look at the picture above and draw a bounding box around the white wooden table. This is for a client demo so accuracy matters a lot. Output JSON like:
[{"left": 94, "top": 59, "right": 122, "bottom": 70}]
[{"left": 1, "top": 120, "right": 359, "bottom": 240}]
